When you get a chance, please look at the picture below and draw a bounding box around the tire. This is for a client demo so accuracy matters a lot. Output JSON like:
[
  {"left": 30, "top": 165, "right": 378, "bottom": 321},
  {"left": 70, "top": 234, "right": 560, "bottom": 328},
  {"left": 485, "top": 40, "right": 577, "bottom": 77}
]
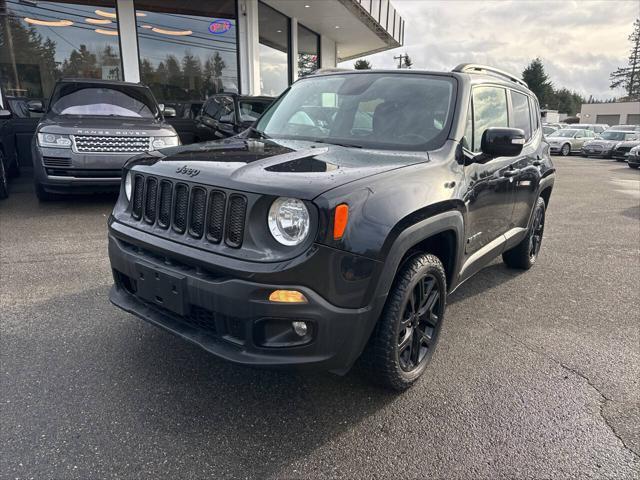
[
  {"left": 560, "top": 143, "right": 571, "bottom": 156},
  {"left": 0, "top": 152, "right": 8, "bottom": 200},
  {"left": 629, "top": 164, "right": 639, "bottom": 169},
  {"left": 35, "top": 182, "right": 57, "bottom": 202},
  {"left": 362, "top": 253, "right": 447, "bottom": 391},
  {"left": 503, "top": 197, "right": 546, "bottom": 270}
]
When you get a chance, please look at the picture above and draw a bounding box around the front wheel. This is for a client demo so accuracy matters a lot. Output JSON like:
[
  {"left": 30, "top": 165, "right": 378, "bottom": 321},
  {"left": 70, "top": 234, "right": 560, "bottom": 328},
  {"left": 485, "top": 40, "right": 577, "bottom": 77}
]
[
  {"left": 503, "top": 197, "right": 546, "bottom": 269},
  {"left": 560, "top": 143, "right": 571, "bottom": 156},
  {"left": 35, "top": 182, "right": 57, "bottom": 202},
  {"left": 629, "top": 164, "right": 639, "bottom": 169},
  {"left": 363, "top": 253, "right": 446, "bottom": 391}
]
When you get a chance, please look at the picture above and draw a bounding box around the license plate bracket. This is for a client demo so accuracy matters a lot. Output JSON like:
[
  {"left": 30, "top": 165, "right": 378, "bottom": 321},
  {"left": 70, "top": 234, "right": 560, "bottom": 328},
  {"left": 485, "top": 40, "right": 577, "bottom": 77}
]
[{"left": 134, "top": 262, "right": 187, "bottom": 316}]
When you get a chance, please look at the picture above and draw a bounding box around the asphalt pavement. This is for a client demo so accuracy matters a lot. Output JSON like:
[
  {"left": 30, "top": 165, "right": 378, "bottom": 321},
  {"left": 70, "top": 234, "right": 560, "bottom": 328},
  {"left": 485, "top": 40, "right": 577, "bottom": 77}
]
[{"left": 1, "top": 156, "right": 639, "bottom": 479}]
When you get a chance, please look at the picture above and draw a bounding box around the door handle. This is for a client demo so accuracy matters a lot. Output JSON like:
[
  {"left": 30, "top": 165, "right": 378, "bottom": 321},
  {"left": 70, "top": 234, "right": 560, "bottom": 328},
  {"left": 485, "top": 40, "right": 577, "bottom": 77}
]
[{"left": 502, "top": 169, "right": 519, "bottom": 178}]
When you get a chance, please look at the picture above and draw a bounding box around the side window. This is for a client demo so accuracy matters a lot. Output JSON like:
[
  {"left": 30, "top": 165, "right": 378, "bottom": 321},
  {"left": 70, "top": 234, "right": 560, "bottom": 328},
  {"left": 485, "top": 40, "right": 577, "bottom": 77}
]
[
  {"left": 575, "top": 130, "right": 585, "bottom": 138},
  {"left": 510, "top": 91, "right": 532, "bottom": 140},
  {"left": 472, "top": 86, "right": 508, "bottom": 152},
  {"left": 529, "top": 97, "right": 540, "bottom": 134},
  {"left": 462, "top": 99, "right": 473, "bottom": 150}
]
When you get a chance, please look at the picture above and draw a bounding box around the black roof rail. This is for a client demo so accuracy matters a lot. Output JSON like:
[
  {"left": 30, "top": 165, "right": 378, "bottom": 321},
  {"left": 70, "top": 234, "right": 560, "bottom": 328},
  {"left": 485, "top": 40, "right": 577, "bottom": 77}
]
[{"left": 452, "top": 63, "right": 528, "bottom": 88}]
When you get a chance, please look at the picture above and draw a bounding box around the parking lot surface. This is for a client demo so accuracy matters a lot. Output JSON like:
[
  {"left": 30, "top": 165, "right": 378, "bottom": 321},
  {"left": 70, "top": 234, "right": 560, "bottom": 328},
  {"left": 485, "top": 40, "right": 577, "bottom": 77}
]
[{"left": 1, "top": 156, "right": 639, "bottom": 479}]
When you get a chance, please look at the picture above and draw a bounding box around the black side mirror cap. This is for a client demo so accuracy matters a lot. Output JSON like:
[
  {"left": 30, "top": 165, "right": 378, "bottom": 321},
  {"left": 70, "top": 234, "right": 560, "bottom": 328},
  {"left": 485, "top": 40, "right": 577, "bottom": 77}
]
[
  {"left": 27, "top": 100, "right": 44, "bottom": 113},
  {"left": 481, "top": 127, "right": 525, "bottom": 157}
]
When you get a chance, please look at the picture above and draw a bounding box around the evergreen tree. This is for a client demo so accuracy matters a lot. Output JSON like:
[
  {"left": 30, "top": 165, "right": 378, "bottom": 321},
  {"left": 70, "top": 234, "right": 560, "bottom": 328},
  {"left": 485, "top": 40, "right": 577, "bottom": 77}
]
[
  {"left": 522, "top": 58, "right": 553, "bottom": 107},
  {"left": 354, "top": 59, "right": 372, "bottom": 70},
  {"left": 610, "top": 18, "right": 640, "bottom": 100}
]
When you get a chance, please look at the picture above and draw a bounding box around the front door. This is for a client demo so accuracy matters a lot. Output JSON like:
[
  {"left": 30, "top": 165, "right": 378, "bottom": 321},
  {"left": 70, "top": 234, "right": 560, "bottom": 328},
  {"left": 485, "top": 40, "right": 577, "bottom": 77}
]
[{"left": 462, "top": 86, "right": 517, "bottom": 260}]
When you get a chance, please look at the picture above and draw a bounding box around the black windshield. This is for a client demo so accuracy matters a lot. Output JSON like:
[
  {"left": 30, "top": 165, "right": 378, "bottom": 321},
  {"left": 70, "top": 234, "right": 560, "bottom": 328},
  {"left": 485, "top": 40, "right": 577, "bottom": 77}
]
[
  {"left": 49, "top": 83, "right": 159, "bottom": 118},
  {"left": 255, "top": 73, "right": 456, "bottom": 151}
]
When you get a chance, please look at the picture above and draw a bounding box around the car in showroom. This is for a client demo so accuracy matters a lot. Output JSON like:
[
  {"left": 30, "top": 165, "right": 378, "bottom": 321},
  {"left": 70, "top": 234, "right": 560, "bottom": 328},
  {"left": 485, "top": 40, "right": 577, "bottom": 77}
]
[
  {"left": 30, "top": 78, "right": 180, "bottom": 201},
  {"left": 546, "top": 128, "right": 596, "bottom": 156},
  {"left": 611, "top": 136, "right": 640, "bottom": 162},
  {"left": 626, "top": 145, "right": 640, "bottom": 169},
  {"left": 194, "top": 93, "right": 274, "bottom": 142},
  {"left": 582, "top": 130, "right": 639, "bottom": 158},
  {"left": 107, "top": 65, "right": 555, "bottom": 390}
]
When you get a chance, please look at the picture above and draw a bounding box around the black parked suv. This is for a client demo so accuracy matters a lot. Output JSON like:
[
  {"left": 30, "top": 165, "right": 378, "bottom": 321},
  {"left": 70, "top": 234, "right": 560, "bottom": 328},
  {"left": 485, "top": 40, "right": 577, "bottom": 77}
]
[
  {"left": 108, "top": 65, "right": 555, "bottom": 390},
  {"left": 31, "top": 79, "right": 180, "bottom": 201},
  {"left": 194, "top": 93, "right": 274, "bottom": 142},
  {"left": 0, "top": 88, "right": 21, "bottom": 200}
]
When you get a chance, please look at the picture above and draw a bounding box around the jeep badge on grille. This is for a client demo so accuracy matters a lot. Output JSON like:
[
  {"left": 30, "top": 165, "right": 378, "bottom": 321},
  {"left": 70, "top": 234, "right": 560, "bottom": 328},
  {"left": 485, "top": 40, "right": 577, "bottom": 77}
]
[{"left": 175, "top": 165, "right": 200, "bottom": 177}]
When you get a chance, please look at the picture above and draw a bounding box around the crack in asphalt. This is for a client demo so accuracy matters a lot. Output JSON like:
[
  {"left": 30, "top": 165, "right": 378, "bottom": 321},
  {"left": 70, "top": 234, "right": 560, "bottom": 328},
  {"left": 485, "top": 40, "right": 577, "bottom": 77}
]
[{"left": 480, "top": 318, "right": 640, "bottom": 461}]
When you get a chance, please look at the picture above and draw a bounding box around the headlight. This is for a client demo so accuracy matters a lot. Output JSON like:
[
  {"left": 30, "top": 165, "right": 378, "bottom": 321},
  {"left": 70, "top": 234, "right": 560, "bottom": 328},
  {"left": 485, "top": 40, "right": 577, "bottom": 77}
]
[
  {"left": 37, "top": 132, "right": 71, "bottom": 148},
  {"left": 268, "top": 197, "right": 310, "bottom": 246},
  {"left": 124, "top": 171, "right": 133, "bottom": 201},
  {"left": 151, "top": 135, "right": 180, "bottom": 150},
  {"left": 630, "top": 146, "right": 640, "bottom": 154}
]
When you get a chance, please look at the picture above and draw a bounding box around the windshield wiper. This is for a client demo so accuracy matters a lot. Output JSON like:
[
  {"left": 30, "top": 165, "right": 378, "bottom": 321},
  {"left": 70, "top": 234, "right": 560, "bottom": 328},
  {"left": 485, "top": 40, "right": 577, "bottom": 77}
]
[
  {"left": 313, "top": 139, "right": 363, "bottom": 149},
  {"left": 247, "top": 127, "right": 270, "bottom": 139}
]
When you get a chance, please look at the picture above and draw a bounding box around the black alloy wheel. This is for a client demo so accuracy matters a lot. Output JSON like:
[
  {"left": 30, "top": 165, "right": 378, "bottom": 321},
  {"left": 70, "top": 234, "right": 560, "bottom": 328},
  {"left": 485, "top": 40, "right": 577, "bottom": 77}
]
[
  {"left": 362, "top": 253, "right": 447, "bottom": 391},
  {"left": 397, "top": 274, "right": 443, "bottom": 372},
  {"left": 528, "top": 203, "right": 545, "bottom": 262}
]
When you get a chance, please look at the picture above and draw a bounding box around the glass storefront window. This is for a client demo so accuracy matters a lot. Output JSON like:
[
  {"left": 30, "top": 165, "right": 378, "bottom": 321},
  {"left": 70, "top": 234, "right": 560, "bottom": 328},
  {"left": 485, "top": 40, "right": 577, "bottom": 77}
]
[
  {"left": 297, "top": 24, "right": 319, "bottom": 79},
  {"left": 0, "top": 0, "right": 122, "bottom": 101},
  {"left": 258, "top": 2, "right": 289, "bottom": 97},
  {"left": 134, "top": 0, "right": 238, "bottom": 118}
]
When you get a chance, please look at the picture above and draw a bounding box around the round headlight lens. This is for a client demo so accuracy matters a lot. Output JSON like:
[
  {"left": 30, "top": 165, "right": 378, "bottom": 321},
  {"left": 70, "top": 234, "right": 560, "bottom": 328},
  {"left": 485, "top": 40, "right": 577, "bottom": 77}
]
[
  {"left": 124, "top": 171, "right": 133, "bottom": 201},
  {"left": 268, "top": 197, "right": 310, "bottom": 246}
]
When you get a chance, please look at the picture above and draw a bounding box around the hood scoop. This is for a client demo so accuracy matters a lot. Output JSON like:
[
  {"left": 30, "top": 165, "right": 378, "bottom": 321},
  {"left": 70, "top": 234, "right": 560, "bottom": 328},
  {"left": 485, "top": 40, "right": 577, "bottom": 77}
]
[{"left": 230, "top": 146, "right": 329, "bottom": 179}]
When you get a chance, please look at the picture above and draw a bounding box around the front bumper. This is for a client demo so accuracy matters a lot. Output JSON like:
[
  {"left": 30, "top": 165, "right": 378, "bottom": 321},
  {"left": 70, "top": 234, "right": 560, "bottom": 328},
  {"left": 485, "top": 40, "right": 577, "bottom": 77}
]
[
  {"left": 581, "top": 146, "right": 612, "bottom": 157},
  {"left": 33, "top": 145, "right": 132, "bottom": 193},
  {"left": 108, "top": 230, "right": 382, "bottom": 373}
]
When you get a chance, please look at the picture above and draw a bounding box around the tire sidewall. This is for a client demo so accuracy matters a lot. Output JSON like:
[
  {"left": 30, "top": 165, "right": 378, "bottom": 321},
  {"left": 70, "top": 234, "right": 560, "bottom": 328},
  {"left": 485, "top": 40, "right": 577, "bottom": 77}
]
[
  {"left": 0, "top": 151, "right": 8, "bottom": 199},
  {"left": 389, "top": 257, "right": 447, "bottom": 384},
  {"left": 528, "top": 198, "right": 546, "bottom": 264},
  {"left": 561, "top": 143, "right": 570, "bottom": 156}
]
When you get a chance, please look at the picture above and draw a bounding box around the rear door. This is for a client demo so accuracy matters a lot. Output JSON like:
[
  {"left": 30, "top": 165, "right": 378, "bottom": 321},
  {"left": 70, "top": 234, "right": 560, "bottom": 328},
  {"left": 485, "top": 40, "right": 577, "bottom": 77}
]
[
  {"left": 462, "top": 85, "right": 518, "bottom": 258},
  {"left": 508, "top": 90, "right": 543, "bottom": 231}
]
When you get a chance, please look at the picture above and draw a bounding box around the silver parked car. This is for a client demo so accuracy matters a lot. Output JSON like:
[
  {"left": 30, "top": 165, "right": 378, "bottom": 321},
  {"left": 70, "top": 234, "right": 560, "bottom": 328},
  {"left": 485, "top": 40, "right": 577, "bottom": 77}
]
[
  {"left": 608, "top": 124, "right": 640, "bottom": 132},
  {"left": 611, "top": 137, "right": 640, "bottom": 161},
  {"left": 583, "top": 130, "right": 639, "bottom": 158},
  {"left": 546, "top": 128, "right": 596, "bottom": 156}
]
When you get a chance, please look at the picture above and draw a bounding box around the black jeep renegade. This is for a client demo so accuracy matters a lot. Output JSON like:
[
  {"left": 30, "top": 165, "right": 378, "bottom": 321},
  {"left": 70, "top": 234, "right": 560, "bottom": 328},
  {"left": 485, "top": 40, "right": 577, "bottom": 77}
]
[{"left": 108, "top": 65, "right": 554, "bottom": 390}]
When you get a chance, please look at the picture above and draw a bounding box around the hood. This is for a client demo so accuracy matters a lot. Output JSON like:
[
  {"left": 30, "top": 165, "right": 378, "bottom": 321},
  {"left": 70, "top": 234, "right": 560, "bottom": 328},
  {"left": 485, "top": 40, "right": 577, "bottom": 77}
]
[
  {"left": 615, "top": 140, "right": 640, "bottom": 148},
  {"left": 37, "top": 115, "right": 176, "bottom": 136},
  {"left": 128, "top": 137, "right": 429, "bottom": 200},
  {"left": 585, "top": 139, "right": 619, "bottom": 147}
]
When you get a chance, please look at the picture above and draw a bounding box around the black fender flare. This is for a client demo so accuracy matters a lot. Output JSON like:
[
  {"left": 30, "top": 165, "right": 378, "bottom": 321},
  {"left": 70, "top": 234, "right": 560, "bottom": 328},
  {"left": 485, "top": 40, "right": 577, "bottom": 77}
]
[{"left": 372, "top": 209, "right": 465, "bottom": 302}]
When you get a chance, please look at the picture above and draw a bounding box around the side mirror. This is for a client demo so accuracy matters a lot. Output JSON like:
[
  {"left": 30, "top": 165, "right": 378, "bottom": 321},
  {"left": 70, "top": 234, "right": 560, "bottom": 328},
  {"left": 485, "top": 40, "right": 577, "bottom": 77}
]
[
  {"left": 162, "top": 106, "right": 176, "bottom": 118},
  {"left": 0, "top": 109, "right": 11, "bottom": 119},
  {"left": 27, "top": 100, "right": 44, "bottom": 113},
  {"left": 481, "top": 127, "right": 525, "bottom": 157}
]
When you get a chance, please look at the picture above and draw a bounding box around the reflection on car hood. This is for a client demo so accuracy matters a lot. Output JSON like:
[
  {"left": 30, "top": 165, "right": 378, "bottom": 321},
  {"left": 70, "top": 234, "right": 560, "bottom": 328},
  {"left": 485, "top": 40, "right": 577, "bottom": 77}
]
[
  {"left": 128, "top": 137, "right": 430, "bottom": 200},
  {"left": 36, "top": 116, "right": 176, "bottom": 136}
]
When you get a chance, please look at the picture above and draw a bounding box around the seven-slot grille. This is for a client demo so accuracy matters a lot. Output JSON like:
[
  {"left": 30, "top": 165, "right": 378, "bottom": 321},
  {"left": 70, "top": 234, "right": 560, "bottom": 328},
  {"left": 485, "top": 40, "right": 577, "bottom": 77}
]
[
  {"left": 73, "top": 135, "right": 150, "bottom": 153},
  {"left": 130, "top": 174, "right": 247, "bottom": 248}
]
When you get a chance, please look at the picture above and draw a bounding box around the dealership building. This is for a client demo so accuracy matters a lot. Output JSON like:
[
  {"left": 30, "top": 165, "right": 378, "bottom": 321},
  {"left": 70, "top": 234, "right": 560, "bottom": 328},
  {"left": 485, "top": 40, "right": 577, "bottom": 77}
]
[{"left": 0, "top": 0, "right": 404, "bottom": 103}]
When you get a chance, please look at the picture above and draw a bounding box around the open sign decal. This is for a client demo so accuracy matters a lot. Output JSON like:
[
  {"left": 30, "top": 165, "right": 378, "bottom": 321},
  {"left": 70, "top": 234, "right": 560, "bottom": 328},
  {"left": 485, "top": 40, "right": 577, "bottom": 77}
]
[{"left": 209, "top": 19, "right": 232, "bottom": 35}]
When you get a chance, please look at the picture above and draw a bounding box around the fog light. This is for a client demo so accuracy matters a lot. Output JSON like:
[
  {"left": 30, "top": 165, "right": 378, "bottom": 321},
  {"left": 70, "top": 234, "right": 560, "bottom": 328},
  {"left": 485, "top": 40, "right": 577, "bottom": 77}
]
[
  {"left": 269, "top": 290, "right": 307, "bottom": 303},
  {"left": 292, "top": 321, "right": 308, "bottom": 337}
]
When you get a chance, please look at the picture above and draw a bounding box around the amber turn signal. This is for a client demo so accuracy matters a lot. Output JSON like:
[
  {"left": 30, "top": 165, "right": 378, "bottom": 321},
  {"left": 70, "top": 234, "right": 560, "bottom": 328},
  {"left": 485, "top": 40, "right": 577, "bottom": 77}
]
[
  {"left": 268, "top": 290, "right": 308, "bottom": 303},
  {"left": 333, "top": 204, "right": 349, "bottom": 240}
]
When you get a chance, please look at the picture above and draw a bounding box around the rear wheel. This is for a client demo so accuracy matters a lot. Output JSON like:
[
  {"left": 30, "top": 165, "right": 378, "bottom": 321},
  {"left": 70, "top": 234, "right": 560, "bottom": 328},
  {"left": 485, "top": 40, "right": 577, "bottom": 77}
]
[
  {"left": 503, "top": 197, "right": 546, "bottom": 269},
  {"left": 363, "top": 253, "right": 446, "bottom": 391},
  {"left": 560, "top": 143, "right": 571, "bottom": 156},
  {"left": 630, "top": 164, "right": 639, "bottom": 169},
  {"left": 0, "top": 152, "right": 9, "bottom": 200}
]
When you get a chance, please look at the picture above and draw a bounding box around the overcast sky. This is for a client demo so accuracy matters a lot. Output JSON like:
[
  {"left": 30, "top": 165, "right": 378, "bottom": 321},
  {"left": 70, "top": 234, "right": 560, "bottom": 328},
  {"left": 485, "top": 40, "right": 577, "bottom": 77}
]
[{"left": 339, "top": 0, "right": 639, "bottom": 99}]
